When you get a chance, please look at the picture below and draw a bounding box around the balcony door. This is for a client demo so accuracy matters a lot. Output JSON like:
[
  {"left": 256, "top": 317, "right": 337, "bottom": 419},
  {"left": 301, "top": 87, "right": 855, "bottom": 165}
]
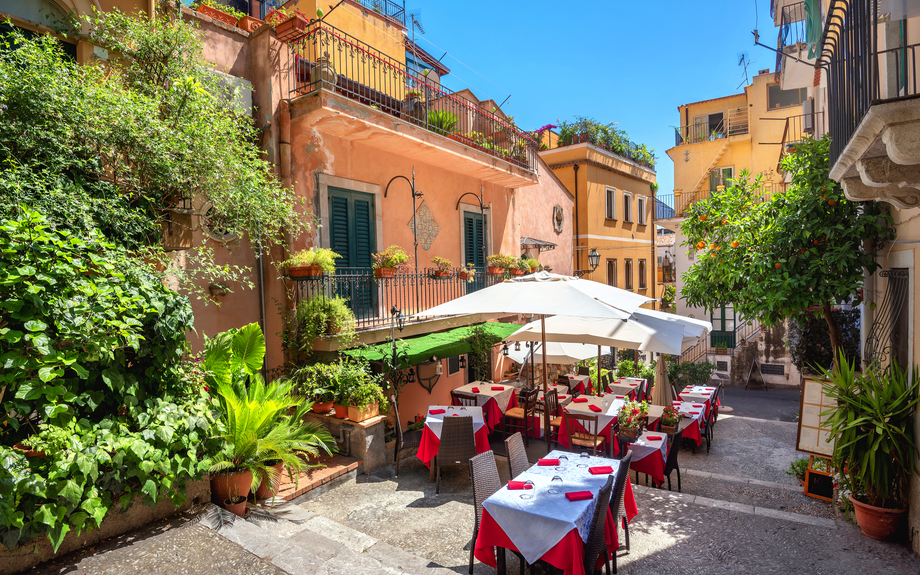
[
  {"left": 329, "top": 187, "right": 377, "bottom": 321},
  {"left": 710, "top": 305, "right": 736, "bottom": 349},
  {"left": 463, "top": 211, "right": 487, "bottom": 292}
]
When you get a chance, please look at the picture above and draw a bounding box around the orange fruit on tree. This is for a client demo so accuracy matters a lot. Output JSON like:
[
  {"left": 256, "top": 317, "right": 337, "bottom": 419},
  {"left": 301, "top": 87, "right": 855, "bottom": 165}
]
[
  {"left": 700, "top": 215, "right": 708, "bottom": 222},
  {"left": 731, "top": 241, "right": 739, "bottom": 248},
  {"left": 721, "top": 219, "right": 728, "bottom": 226},
  {"left": 775, "top": 263, "right": 782, "bottom": 269},
  {"left": 710, "top": 253, "right": 716, "bottom": 258},
  {"left": 709, "top": 243, "right": 717, "bottom": 249},
  {"left": 828, "top": 200, "right": 837, "bottom": 206}
]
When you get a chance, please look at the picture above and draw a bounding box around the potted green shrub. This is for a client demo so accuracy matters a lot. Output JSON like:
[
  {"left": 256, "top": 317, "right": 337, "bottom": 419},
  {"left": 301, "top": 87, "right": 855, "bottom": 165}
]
[
  {"left": 296, "top": 294, "right": 356, "bottom": 342},
  {"left": 194, "top": 0, "right": 245, "bottom": 27},
  {"left": 523, "top": 257, "right": 540, "bottom": 273},
  {"left": 431, "top": 256, "right": 452, "bottom": 278},
  {"left": 281, "top": 247, "right": 341, "bottom": 278},
  {"left": 785, "top": 457, "right": 809, "bottom": 487},
  {"left": 486, "top": 254, "right": 514, "bottom": 275},
  {"left": 458, "top": 262, "right": 477, "bottom": 282},
  {"left": 509, "top": 257, "right": 530, "bottom": 276},
  {"left": 822, "top": 352, "right": 920, "bottom": 540},
  {"left": 289, "top": 362, "right": 337, "bottom": 413},
  {"left": 372, "top": 245, "right": 409, "bottom": 278},
  {"left": 427, "top": 109, "right": 458, "bottom": 136}
]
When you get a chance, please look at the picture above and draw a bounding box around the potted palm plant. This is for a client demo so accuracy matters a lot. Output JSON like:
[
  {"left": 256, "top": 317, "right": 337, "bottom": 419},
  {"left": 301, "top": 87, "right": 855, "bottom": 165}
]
[
  {"left": 281, "top": 247, "right": 341, "bottom": 278},
  {"left": 372, "top": 245, "right": 409, "bottom": 278},
  {"left": 431, "top": 256, "right": 452, "bottom": 278},
  {"left": 822, "top": 352, "right": 919, "bottom": 540}
]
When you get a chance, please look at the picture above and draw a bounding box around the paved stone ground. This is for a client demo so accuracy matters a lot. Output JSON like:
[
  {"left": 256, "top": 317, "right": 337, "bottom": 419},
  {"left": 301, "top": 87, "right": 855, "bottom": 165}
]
[{"left": 720, "top": 387, "right": 802, "bottom": 422}]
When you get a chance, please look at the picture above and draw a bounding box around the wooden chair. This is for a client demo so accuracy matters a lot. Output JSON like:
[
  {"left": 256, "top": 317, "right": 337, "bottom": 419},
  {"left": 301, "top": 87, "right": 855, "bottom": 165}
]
[
  {"left": 435, "top": 415, "right": 476, "bottom": 495},
  {"left": 542, "top": 389, "right": 563, "bottom": 452},
  {"left": 503, "top": 387, "right": 538, "bottom": 446},
  {"left": 468, "top": 451, "right": 501, "bottom": 575},
  {"left": 562, "top": 411, "right": 605, "bottom": 456},
  {"left": 390, "top": 395, "right": 422, "bottom": 478},
  {"left": 611, "top": 451, "right": 634, "bottom": 566},
  {"left": 504, "top": 432, "right": 530, "bottom": 479}
]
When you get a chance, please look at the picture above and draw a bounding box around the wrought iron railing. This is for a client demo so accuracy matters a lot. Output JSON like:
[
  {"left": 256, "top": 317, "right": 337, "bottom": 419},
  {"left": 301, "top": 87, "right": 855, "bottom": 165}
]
[
  {"left": 350, "top": 0, "right": 407, "bottom": 25},
  {"left": 818, "top": 0, "right": 920, "bottom": 166},
  {"left": 295, "top": 266, "right": 506, "bottom": 331},
  {"left": 673, "top": 108, "right": 749, "bottom": 146},
  {"left": 775, "top": 2, "right": 807, "bottom": 80},
  {"left": 680, "top": 318, "right": 762, "bottom": 365},
  {"left": 656, "top": 183, "right": 784, "bottom": 220},
  {"left": 285, "top": 21, "right": 537, "bottom": 172},
  {"left": 774, "top": 111, "right": 825, "bottom": 172},
  {"left": 549, "top": 132, "right": 656, "bottom": 169}
]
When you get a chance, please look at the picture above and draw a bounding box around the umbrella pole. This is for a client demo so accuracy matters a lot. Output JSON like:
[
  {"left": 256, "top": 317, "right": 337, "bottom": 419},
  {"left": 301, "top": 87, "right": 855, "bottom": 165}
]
[
  {"left": 597, "top": 345, "right": 601, "bottom": 395},
  {"left": 634, "top": 348, "right": 639, "bottom": 377},
  {"left": 542, "top": 315, "right": 549, "bottom": 453}
]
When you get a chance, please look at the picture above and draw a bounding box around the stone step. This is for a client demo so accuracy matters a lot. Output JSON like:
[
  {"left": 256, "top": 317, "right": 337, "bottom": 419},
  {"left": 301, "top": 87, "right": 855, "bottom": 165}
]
[{"left": 273, "top": 453, "right": 362, "bottom": 502}]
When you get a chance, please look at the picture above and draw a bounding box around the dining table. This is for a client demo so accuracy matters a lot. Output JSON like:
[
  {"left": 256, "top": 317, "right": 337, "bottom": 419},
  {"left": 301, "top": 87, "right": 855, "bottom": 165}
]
[
  {"left": 562, "top": 374, "right": 592, "bottom": 395},
  {"left": 452, "top": 382, "right": 519, "bottom": 431},
  {"left": 416, "top": 406, "right": 491, "bottom": 472},
  {"left": 646, "top": 403, "right": 707, "bottom": 447},
  {"left": 605, "top": 378, "right": 641, "bottom": 398},
  {"left": 474, "top": 450, "right": 638, "bottom": 575},
  {"left": 678, "top": 385, "right": 718, "bottom": 413},
  {"left": 556, "top": 395, "right": 625, "bottom": 456},
  {"left": 626, "top": 430, "right": 668, "bottom": 485}
]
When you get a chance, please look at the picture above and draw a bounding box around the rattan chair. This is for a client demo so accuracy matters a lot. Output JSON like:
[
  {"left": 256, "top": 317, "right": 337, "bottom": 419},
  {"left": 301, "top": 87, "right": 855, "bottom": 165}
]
[
  {"left": 436, "top": 415, "right": 476, "bottom": 495},
  {"left": 451, "top": 389, "right": 488, "bottom": 429},
  {"left": 469, "top": 450, "right": 502, "bottom": 575},
  {"left": 504, "top": 432, "right": 530, "bottom": 479},
  {"left": 610, "top": 451, "right": 633, "bottom": 570},
  {"left": 562, "top": 411, "right": 605, "bottom": 456},
  {"left": 584, "top": 475, "right": 615, "bottom": 575},
  {"left": 503, "top": 387, "right": 538, "bottom": 446},
  {"left": 663, "top": 427, "right": 683, "bottom": 492},
  {"left": 390, "top": 395, "right": 422, "bottom": 478}
]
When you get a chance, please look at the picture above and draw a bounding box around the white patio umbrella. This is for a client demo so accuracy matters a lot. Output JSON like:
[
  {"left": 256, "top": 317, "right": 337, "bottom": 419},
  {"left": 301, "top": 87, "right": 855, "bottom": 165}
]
[
  {"left": 414, "top": 272, "right": 654, "bottom": 435},
  {"left": 506, "top": 341, "right": 597, "bottom": 365}
]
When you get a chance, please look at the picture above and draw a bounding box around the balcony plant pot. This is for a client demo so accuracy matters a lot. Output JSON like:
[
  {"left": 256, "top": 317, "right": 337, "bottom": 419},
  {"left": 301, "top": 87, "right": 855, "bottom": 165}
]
[
  {"left": 311, "top": 400, "right": 334, "bottom": 414},
  {"left": 310, "top": 56, "right": 338, "bottom": 90},
  {"left": 660, "top": 424, "right": 677, "bottom": 435},
  {"left": 196, "top": 4, "right": 239, "bottom": 27},
  {"left": 211, "top": 469, "right": 253, "bottom": 506},
  {"left": 374, "top": 267, "right": 396, "bottom": 278},
  {"left": 487, "top": 266, "right": 504, "bottom": 276},
  {"left": 223, "top": 496, "right": 249, "bottom": 517},
  {"left": 325, "top": 320, "right": 340, "bottom": 336},
  {"left": 288, "top": 264, "right": 323, "bottom": 278},
  {"left": 433, "top": 270, "right": 451, "bottom": 278},
  {"left": 849, "top": 495, "right": 906, "bottom": 540},
  {"left": 348, "top": 402, "right": 379, "bottom": 423},
  {"left": 275, "top": 14, "right": 309, "bottom": 43},
  {"left": 254, "top": 461, "right": 285, "bottom": 500},
  {"left": 509, "top": 268, "right": 524, "bottom": 277},
  {"left": 238, "top": 15, "right": 264, "bottom": 33},
  {"left": 13, "top": 442, "right": 47, "bottom": 459},
  {"left": 333, "top": 404, "right": 349, "bottom": 419},
  {"left": 458, "top": 271, "right": 473, "bottom": 280}
]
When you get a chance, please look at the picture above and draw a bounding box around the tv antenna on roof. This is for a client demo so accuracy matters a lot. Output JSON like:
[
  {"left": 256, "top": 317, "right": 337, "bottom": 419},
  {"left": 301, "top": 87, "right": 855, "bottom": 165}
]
[{"left": 737, "top": 52, "right": 751, "bottom": 89}]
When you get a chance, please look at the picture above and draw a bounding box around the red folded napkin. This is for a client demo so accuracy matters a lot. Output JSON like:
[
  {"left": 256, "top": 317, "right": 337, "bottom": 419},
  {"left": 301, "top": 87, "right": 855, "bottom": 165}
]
[
  {"left": 689, "top": 411, "right": 699, "bottom": 415},
  {"left": 588, "top": 404, "right": 602, "bottom": 412},
  {"left": 538, "top": 458, "right": 560, "bottom": 466},
  {"left": 646, "top": 435, "right": 662, "bottom": 441},
  {"left": 471, "top": 387, "right": 480, "bottom": 393},
  {"left": 558, "top": 395, "right": 568, "bottom": 399},
  {"left": 565, "top": 491, "right": 593, "bottom": 502},
  {"left": 428, "top": 409, "right": 445, "bottom": 415},
  {"left": 451, "top": 414, "right": 460, "bottom": 417},
  {"left": 693, "top": 404, "right": 704, "bottom": 407},
  {"left": 629, "top": 383, "right": 638, "bottom": 386},
  {"left": 616, "top": 395, "right": 625, "bottom": 399},
  {"left": 589, "top": 466, "right": 613, "bottom": 475},
  {"left": 507, "top": 480, "right": 533, "bottom": 490},
  {"left": 572, "top": 397, "right": 588, "bottom": 403},
  {"left": 491, "top": 386, "right": 505, "bottom": 391}
]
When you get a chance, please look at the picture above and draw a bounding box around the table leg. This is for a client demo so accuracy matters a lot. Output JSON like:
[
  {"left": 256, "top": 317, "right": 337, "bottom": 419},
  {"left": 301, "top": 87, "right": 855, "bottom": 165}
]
[
  {"left": 496, "top": 546, "right": 506, "bottom": 575},
  {"left": 429, "top": 456, "right": 436, "bottom": 483}
]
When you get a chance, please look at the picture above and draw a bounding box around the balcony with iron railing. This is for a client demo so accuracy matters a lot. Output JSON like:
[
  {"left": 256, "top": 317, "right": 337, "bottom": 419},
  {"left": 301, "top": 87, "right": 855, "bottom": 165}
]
[
  {"left": 773, "top": 111, "right": 824, "bottom": 172},
  {"left": 285, "top": 21, "right": 537, "bottom": 173},
  {"left": 295, "top": 266, "right": 508, "bottom": 333},
  {"left": 818, "top": 0, "right": 920, "bottom": 167},
  {"left": 259, "top": 0, "right": 407, "bottom": 25},
  {"left": 774, "top": 1, "right": 807, "bottom": 81},
  {"left": 680, "top": 318, "right": 762, "bottom": 365},
  {"left": 656, "top": 182, "right": 784, "bottom": 221},
  {"left": 673, "top": 108, "right": 749, "bottom": 146}
]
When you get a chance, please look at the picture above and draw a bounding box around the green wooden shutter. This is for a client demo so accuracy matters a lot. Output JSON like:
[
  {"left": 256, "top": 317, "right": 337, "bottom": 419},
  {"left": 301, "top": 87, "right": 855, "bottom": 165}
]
[
  {"left": 329, "top": 195, "right": 352, "bottom": 264},
  {"left": 353, "top": 198, "right": 373, "bottom": 268}
]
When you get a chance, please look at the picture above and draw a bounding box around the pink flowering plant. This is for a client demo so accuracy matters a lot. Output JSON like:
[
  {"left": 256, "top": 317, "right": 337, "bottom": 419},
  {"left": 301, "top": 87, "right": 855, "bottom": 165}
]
[
  {"left": 660, "top": 405, "right": 681, "bottom": 427},
  {"left": 617, "top": 400, "right": 649, "bottom": 430}
]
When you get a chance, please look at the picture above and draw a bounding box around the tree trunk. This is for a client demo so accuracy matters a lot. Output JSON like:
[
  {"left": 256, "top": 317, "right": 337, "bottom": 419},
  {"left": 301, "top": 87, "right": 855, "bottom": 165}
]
[{"left": 822, "top": 301, "right": 842, "bottom": 364}]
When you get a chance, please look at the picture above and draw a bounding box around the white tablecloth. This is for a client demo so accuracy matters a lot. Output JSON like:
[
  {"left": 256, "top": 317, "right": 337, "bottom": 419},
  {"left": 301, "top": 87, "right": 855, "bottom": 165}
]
[
  {"left": 455, "top": 382, "right": 516, "bottom": 414},
  {"left": 627, "top": 431, "right": 667, "bottom": 464},
  {"left": 675, "top": 401, "right": 707, "bottom": 424},
  {"left": 424, "top": 406, "right": 485, "bottom": 439},
  {"left": 680, "top": 386, "right": 716, "bottom": 404},
  {"left": 565, "top": 396, "right": 624, "bottom": 432},
  {"left": 482, "top": 450, "right": 621, "bottom": 564}
]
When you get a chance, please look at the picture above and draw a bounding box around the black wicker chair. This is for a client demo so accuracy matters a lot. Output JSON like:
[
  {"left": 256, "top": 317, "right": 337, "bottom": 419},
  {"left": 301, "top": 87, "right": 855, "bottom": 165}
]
[
  {"left": 391, "top": 395, "right": 422, "bottom": 478},
  {"left": 610, "top": 451, "right": 633, "bottom": 572},
  {"left": 584, "top": 475, "right": 615, "bottom": 575},
  {"left": 436, "top": 415, "right": 476, "bottom": 495},
  {"left": 504, "top": 432, "right": 530, "bottom": 479},
  {"left": 469, "top": 450, "right": 502, "bottom": 575}
]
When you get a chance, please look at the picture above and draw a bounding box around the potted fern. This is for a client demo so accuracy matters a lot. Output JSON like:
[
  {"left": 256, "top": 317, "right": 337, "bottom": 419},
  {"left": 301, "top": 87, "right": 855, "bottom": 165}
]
[
  {"left": 281, "top": 247, "right": 341, "bottom": 278},
  {"left": 372, "top": 245, "right": 409, "bottom": 278},
  {"left": 822, "top": 352, "right": 920, "bottom": 540},
  {"left": 431, "top": 256, "right": 452, "bottom": 278}
]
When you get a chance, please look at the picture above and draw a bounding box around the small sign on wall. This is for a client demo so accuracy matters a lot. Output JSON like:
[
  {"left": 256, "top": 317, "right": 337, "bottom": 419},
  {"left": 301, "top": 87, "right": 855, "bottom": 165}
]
[{"left": 796, "top": 377, "right": 836, "bottom": 458}]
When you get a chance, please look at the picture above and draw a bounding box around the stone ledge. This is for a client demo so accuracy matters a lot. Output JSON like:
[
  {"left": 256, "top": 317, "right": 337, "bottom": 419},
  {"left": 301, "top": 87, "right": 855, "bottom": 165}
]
[{"left": 275, "top": 454, "right": 362, "bottom": 501}]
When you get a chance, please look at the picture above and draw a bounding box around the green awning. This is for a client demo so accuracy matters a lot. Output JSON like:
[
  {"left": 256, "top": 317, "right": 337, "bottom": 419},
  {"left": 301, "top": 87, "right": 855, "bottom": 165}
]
[{"left": 345, "top": 322, "right": 520, "bottom": 368}]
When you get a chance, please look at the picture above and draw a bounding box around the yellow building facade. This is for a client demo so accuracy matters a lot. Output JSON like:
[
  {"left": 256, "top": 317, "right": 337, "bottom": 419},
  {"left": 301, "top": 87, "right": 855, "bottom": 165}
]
[{"left": 540, "top": 142, "right": 657, "bottom": 302}]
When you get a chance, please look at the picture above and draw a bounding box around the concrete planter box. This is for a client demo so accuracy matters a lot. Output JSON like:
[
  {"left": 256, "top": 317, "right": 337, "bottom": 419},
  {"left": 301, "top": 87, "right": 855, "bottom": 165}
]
[
  {"left": 302, "top": 411, "right": 389, "bottom": 473},
  {"left": 0, "top": 478, "right": 209, "bottom": 575}
]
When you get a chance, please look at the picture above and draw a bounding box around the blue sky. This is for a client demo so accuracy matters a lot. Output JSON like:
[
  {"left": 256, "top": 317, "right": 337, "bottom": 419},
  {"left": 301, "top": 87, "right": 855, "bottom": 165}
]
[{"left": 412, "top": 0, "right": 776, "bottom": 195}]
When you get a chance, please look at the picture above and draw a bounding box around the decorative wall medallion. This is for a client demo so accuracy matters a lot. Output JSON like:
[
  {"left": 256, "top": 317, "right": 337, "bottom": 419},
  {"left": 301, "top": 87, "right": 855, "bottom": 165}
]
[
  {"left": 409, "top": 201, "right": 440, "bottom": 251},
  {"left": 553, "top": 205, "right": 564, "bottom": 233}
]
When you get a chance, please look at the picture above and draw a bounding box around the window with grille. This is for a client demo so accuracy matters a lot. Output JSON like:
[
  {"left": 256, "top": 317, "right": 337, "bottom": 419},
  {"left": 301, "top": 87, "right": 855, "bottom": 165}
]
[
  {"left": 605, "top": 188, "right": 616, "bottom": 219},
  {"left": 623, "top": 192, "right": 633, "bottom": 222},
  {"left": 761, "top": 363, "right": 785, "bottom": 376},
  {"left": 448, "top": 355, "right": 461, "bottom": 375},
  {"left": 606, "top": 259, "right": 617, "bottom": 287},
  {"left": 638, "top": 196, "right": 647, "bottom": 225},
  {"left": 716, "top": 361, "right": 728, "bottom": 371},
  {"left": 625, "top": 259, "right": 633, "bottom": 290},
  {"left": 638, "top": 259, "right": 647, "bottom": 289}
]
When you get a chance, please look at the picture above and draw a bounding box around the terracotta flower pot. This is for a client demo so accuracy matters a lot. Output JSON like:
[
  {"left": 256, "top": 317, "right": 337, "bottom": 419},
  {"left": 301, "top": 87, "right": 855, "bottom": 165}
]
[
  {"left": 223, "top": 496, "right": 249, "bottom": 517},
  {"left": 196, "top": 4, "right": 238, "bottom": 27},
  {"left": 238, "top": 15, "right": 264, "bottom": 33},
  {"left": 374, "top": 267, "right": 396, "bottom": 278},
  {"left": 347, "top": 402, "right": 380, "bottom": 423},
  {"left": 660, "top": 424, "right": 677, "bottom": 435},
  {"left": 509, "top": 268, "right": 524, "bottom": 276},
  {"left": 211, "top": 469, "right": 253, "bottom": 506},
  {"left": 849, "top": 494, "right": 907, "bottom": 540},
  {"left": 13, "top": 442, "right": 47, "bottom": 459},
  {"left": 458, "top": 271, "right": 473, "bottom": 280},
  {"left": 274, "top": 14, "right": 308, "bottom": 43},
  {"left": 433, "top": 270, "right": 451, "bottom": 278},
  {"left": 311, "top": 400, "right": 334, "bottom": 413},
  {"left": 619, "top": 426, "right": 640, "bottom": 441},
  {"left": 333, "top": 404, "right": 349, "bottom": 419},
  {"left": 288, "top": 264, "right": 323, "bottom": 278},
  {"left": 487, "top": 266, "right": 504, "bottom": 276},
  {"left": 255, "top": 462, "right": 285, "bottom": 500}
]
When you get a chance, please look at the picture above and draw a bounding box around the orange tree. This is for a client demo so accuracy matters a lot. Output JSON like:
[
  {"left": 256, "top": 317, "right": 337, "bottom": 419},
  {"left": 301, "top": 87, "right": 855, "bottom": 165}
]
[{"left": 680, "top": 136, "right": 893, "bottom": 356}]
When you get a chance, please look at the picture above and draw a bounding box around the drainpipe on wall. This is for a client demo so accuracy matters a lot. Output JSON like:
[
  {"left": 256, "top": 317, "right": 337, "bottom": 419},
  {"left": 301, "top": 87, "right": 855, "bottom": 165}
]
[
  {"left": 651, "top": 183, "right": 657, "bottom": 308},
  {"left": 573, "top": 164, "right": 580, "bottom": 272}
]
